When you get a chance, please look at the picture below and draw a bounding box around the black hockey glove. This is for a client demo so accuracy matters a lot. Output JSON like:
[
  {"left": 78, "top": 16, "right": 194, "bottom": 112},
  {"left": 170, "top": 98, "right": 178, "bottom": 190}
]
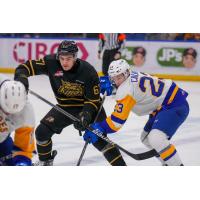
[
  {"left": 73, "top": 111, "right": 92, "bottom": 131},
  {"left": 14, "top": 75, "right": 29, "bottom": 93}
]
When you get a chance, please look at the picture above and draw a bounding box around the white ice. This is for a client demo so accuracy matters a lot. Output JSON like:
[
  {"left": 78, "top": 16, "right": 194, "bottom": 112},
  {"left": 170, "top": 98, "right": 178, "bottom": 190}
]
[{"left": 6, "top": 74, "right": 200, "bottom": 165}]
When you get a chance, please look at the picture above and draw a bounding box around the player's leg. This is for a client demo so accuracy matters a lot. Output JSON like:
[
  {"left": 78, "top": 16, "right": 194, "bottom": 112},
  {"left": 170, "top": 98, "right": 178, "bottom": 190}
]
[
  {"left": 35, "top": 107, "right": 73, "bottom": 165},
  {"left": 147, "top": 101, "right": 189, "bottom": 166},
  {"left": 0, "top": 136, "right": 14, "bottom": 166},
  {"left": 148, "top": 129, "right": 182, "bottom": 165},
  {"left": 140, "top": 114, "right": 165, "bottom": 165},
  {"left": 92, "top": 107, "right": 127, "bottom": 166},
  {"left": 140, "top": 113, "right": 155, "bottom": 148}
]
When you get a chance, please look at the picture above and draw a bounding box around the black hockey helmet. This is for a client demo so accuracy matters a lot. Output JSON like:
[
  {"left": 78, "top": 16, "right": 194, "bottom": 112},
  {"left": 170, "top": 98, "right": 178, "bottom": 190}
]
[{"left": 56, "top": 40, "right": 79, "bottom": 59}]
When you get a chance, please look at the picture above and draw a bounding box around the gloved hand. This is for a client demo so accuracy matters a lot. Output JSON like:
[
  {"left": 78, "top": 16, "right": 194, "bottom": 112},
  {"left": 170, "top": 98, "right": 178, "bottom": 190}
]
[
  {"left": 99, "top": 76, "right": 113, "bottom": 96},
  {"left": 83, "top": 123, "right": 105, "bottom": 144},
  {"left": 14, "top": 75, "right": 29, "bottom": 93},
  {"left": 13, "top": 155, "right": 32, "bottom": 166},
  {"left": 73, "top": 111, "right": 92, "bottom": 131}
]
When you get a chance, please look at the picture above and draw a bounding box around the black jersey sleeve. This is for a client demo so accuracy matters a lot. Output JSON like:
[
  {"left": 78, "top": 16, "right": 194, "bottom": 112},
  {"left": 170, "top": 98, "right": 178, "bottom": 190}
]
[
  {"left": 14, "top": 57, "right": 48, "bottom": 91},
  {"left": 82, "top": 72, "right": 101, "bottom": 119},
  {"left": 15, "top": 57, "right": 48, "bottom": 77}
]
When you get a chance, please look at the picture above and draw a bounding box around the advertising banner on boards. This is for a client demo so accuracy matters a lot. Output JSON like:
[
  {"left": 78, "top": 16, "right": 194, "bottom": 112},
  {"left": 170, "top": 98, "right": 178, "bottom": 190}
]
[{"left": 0, "top": 38, "right": 199, "bottom": 80}]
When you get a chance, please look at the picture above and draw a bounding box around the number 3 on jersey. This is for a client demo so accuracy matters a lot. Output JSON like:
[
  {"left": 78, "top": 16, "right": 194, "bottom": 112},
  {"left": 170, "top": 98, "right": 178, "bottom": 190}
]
[
  {"left": 139, "top": 76, "right": 164, "bottom": 97},
  {"left": 114, "top": 103, "right": 124, "bottom": 113}
]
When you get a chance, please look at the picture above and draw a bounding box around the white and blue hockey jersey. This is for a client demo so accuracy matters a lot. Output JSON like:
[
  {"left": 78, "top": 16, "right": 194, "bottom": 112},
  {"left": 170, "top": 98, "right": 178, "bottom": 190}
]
[{"left": 99, "top": 71, "right": 188, "bottom": 133}]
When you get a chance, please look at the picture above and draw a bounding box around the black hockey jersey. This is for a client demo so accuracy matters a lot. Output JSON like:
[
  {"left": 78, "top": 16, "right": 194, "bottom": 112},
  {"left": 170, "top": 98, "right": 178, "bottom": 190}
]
[{"left": 14, "top": 54, "right": 101, "bottom": 117}]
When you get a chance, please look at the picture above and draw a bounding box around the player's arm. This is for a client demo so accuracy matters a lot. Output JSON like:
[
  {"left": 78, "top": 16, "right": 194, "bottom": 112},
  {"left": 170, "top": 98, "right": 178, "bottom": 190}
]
[
  {"left": 73, "top": 72, "right": 101, "bottom": 131},
  {"left": 14, "top": 57, "right": 48, "bottom": 91},
  {"left": 83, "top": 94, "right": 136, "bottom": 144},
  {"left": 99, "top": 94, "right": 136, "bottom": 133},
  {"left": 83, "top": 75, "right": 101, "bottom": 116}
]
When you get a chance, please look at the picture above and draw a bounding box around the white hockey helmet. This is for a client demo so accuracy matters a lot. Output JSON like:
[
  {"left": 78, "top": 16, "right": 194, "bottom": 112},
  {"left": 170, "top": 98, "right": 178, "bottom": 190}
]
[
  {"left": 108, "top": 59, "right": 130, "bottom": 79},
  {"left": 0, "top": 81, "right": 27, "bottom": 114}
]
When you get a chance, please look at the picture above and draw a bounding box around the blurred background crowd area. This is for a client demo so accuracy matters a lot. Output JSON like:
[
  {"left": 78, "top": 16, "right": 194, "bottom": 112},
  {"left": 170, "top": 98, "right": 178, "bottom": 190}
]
[{"left": 0, "top": 33, "right": 200, "bottom": 41}]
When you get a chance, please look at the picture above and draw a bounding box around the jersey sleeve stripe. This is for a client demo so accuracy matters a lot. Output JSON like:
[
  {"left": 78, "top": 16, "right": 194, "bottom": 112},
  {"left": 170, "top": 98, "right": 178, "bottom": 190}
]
[
  {"left": 111, "top": 114, "right": 126, "bottom": 125},
  {"left": 56, "top": 96, "right": 85, "bottom": 101},
  {"left": 106, "top": 117, "right": 121, "bottom": 132},
  {"left": 35, "top": 58, "right": 45, "bottom": 65},
  {"left": 84, "top": 101, "right": 98, "bottom": 110},
  {"left": 58, "top": 104, "right": 84, "bottom": 107},
  {"left": 21, "top": 64, "right": 31, "bottom": 75},
  {"left": 85, "top": 98, "right": 101, "bottom": 102},
  {"left": 99, "top": 118, "right": 118, "bottom": 133},
  {"left": 29, "top": 60, "right": 35, "bottom": 76}
]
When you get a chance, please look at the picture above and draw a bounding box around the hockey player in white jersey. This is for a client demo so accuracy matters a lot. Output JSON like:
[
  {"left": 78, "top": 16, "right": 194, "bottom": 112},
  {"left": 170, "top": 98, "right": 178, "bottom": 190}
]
[
  {"left": 0, "top": 75, "right": 36, "bottom": 166},
  {"left": 83, "top": 59, "right": 189, "bottom": 166}
]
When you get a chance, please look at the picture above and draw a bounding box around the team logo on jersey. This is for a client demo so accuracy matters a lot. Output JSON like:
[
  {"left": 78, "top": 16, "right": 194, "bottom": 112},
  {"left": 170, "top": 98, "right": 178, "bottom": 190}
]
[
  {"left": 54, "top": 70, "right": 64, "bottom": 77},
  {"left": 130, "top": 72, "right": 138, "bottom": 82},
  {"left": 58, "top": 80, "right": 84, "bottom": 97}
]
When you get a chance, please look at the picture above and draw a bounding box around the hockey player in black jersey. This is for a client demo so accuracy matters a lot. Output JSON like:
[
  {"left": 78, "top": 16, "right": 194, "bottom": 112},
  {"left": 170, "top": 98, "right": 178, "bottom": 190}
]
[{"left": 14, "top": 40, "right": 126, "bottom": 166}]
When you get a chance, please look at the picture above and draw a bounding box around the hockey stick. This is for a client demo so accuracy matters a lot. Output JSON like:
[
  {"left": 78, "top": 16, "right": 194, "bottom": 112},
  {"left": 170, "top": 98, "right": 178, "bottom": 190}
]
[
  {"left": 76, "top": 92, "right": 107, "bottom": 166},
  {"left": 29, "top": 89, "right": 158, "bottom": 160}
]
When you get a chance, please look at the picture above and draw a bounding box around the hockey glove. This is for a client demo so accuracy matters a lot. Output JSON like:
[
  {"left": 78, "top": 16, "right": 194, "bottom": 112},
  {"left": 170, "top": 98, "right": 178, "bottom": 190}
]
[
  {"left": 99, "top": 76, "right": 113, "bottom": 96},
  {"left": 83, "top": 123, "right": 105, "bottom": 144},
  {"left": 73, "top": 111, "right": 92, "bottom": 131}
]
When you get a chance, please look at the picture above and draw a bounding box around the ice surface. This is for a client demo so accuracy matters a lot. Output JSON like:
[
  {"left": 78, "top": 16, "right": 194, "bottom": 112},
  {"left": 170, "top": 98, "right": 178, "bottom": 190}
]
[{"left": 6, "top": 74, "right": 200, "bottom": 165}]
